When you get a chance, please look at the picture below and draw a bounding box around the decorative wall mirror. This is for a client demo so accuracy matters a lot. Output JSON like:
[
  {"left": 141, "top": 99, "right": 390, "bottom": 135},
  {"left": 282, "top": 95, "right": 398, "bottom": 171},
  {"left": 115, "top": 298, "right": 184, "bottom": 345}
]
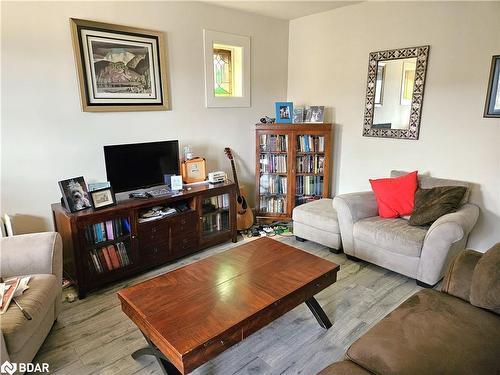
[{"left": 363, "top": 45, "right": 430, "bottom": 140}]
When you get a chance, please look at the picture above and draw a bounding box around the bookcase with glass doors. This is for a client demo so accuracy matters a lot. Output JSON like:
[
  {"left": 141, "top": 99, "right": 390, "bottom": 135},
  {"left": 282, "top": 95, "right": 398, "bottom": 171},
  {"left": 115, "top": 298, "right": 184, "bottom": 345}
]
[{"left": 255, "top": 123, "right": 332, "bottom": 221}]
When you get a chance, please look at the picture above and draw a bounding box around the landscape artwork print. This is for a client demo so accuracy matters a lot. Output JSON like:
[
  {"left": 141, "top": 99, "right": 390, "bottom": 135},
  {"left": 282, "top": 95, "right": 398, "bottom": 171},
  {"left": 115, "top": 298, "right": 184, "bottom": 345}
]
[{"left": 71, "top": 19, "right": 169, "bottom": 112}]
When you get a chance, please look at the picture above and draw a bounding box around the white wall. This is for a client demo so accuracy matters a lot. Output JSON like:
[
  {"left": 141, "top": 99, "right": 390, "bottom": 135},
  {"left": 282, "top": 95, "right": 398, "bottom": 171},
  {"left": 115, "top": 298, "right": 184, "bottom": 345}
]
[
  {"left": 1, "top": 1, "right": 289, "bottom": 233},
  {"left": 288, "top": 1, "right": 500, "bottom": 251}
]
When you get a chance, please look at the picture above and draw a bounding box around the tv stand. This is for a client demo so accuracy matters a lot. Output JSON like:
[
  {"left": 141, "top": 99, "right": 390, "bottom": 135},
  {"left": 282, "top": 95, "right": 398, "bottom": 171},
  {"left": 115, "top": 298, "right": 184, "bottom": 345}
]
[{"left": 52, "top": 181, "right": 237, "bottom": 298}]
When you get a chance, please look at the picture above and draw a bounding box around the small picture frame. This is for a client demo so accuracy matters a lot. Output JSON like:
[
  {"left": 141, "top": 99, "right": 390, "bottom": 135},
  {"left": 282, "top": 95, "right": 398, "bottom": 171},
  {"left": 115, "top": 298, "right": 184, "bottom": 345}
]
[
  {"left": 484, "top": 55, "right": 500, "bottom": 118},
  {"left": 59, "top": 176, "right": 92, "bottom": 213},
  {"left": 308, "top": 106, "right": 325, "bottom": 123},
  {"left": 275, "top": 102, "right": 293, "bottom": 123},
  {"left": 293, "top": 107, "right": 304, "bottom": 123},
  {"left": 89, "top": 187, "right": 116, "bottom": 210}
]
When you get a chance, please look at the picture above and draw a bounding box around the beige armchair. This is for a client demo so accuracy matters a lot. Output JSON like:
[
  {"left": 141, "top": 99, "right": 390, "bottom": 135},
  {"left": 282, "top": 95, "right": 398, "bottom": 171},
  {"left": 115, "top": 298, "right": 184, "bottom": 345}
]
[
  {"left": 0, "top": 232, "right": 62, "bottom": 367},
  {"left": 333, "top": 171, "right": 480, "bottom": 287}
]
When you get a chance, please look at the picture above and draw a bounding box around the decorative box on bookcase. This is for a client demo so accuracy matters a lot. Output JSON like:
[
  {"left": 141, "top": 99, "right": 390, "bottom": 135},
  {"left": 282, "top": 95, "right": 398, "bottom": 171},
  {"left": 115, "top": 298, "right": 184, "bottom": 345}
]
[
  {"left": 255, "top": 123, "right": 332, "bottom": 221},
  {"left": 52, "top": 181, "right": 237, "bottom": 298}
]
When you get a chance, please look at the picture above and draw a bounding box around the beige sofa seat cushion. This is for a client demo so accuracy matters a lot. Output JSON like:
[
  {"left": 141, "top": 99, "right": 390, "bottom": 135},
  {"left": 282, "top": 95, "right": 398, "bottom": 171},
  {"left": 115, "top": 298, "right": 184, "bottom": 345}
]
[
  {"left": 292, "top": 198, "right": 339, "bottom": 233},
  {"left": 353, "top": 217, "right": 427, "bottom": 257},
  {"left": 0, "top": 274, "right": 58, "bottom": 354},
  {"left": 347, "top": 289, "right": 500, "bottom": 375}
]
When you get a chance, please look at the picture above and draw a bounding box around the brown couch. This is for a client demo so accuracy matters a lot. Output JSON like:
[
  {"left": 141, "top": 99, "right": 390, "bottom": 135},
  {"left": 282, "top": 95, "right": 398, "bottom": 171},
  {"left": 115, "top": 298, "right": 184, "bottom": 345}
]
[{"left": 319, "top": 243, "right": 500, "bottom": 375}]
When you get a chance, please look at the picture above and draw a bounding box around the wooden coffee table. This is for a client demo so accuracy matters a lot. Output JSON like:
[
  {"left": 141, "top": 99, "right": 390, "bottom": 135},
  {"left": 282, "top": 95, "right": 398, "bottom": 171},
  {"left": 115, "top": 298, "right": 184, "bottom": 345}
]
[{"left": 118, "top": 237, "right": 340, "bottom": 374}]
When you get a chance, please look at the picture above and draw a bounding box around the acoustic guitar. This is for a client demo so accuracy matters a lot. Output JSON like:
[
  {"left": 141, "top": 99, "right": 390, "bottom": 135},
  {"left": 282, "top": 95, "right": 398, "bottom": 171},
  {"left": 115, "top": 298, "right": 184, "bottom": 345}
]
[{"left": 224, "top": 148, "right": 254, "bottom": 230}]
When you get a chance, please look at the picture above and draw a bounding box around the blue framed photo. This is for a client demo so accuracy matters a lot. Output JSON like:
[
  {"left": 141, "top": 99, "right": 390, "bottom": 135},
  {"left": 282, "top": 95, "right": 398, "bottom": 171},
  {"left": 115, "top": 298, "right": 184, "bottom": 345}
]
[
  {"left": 484, "top": 55, "right": 500, "bottom": 118},
  {"left": 275, "top": 102, "right": 293, "bottom": 123}
]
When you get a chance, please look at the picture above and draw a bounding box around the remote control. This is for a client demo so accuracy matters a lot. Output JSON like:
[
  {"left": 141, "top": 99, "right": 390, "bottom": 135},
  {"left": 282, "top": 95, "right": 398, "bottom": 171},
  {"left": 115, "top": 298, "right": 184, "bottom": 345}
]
[{"left": 129, "top": 192, "right": 152, "bottom": 199}]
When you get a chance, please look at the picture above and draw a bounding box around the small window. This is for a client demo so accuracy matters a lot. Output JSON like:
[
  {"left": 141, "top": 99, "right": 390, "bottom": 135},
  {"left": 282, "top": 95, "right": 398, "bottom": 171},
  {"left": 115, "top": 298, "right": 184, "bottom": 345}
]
[
  {"left": 204, "top": 30, "right": 250, "bottom": 107},
  {"left": 213, "top": 48, "right": 233, "bottom": 96}
]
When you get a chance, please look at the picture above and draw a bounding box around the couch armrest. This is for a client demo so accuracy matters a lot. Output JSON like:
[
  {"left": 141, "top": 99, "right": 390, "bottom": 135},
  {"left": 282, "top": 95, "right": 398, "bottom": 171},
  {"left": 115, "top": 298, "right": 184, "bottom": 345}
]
[
  {"left": 417, "top": 204, "right": 479, "bottom": 285},
  {"left": 0, "top": 232, "right": 62, "bottom": 283},
  {"left": 333, "top": 192, "right": 378, "bottom": 255},
  {"left": 441, "top": 249, "right": 482, "bottom": 302},
  {"left": 0, "top": 330, "right": 9, "bottom": 363}
]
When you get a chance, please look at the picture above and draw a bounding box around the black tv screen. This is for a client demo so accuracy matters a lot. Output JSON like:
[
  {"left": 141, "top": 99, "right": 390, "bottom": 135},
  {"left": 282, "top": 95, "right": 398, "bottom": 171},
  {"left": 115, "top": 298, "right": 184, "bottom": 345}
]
[{"left": 104, "top": 140, "right": 180, "bottom": 193}]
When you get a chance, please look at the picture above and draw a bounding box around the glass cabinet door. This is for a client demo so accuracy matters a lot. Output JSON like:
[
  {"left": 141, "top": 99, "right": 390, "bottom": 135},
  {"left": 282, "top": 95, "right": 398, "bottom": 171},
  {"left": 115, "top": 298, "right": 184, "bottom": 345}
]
[
  {"left": 295, "top": 134, "right": 325, "bottom": 207},
  {"left": 82, "top": 216, "right": 133, "bottom": 276},
  {"left": 200, "top": 193, "right": 231, "bottom": 237},
  {"left": 258, "top": 133, "right": 289, "bottom": 215}
]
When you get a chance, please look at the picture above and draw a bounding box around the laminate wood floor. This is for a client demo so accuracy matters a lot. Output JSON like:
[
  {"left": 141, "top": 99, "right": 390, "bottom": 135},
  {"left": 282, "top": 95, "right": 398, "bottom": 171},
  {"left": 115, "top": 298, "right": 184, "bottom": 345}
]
[{"left": 34, "top": 235, "right": 421, "bottom": 375}]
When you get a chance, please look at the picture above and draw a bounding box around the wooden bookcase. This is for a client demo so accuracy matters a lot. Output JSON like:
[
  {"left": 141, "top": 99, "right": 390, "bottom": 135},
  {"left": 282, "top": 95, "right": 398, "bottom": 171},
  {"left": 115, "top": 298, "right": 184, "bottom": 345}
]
[
  {"left": 52, "top": 181, "right": 237, "bottom": 298},
  {"left": 255, "top": 123, "right": 332, "bottom": 221}
]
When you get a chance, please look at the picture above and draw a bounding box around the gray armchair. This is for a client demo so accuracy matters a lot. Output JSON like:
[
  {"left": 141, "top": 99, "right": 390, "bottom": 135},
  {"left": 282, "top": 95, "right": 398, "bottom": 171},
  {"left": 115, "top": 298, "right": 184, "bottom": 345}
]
[
  {"left": 0, "top": 232, "right": 62, "bottom": 368},
  {"left": 333, "top": 171, "right": 479, "bottom": 287}
]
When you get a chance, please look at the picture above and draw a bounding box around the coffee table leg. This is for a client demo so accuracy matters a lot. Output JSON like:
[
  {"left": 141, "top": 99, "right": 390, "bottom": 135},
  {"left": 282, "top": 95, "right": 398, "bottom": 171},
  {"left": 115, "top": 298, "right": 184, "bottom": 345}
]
[
  {"left": 305, "top": 297, "right": 332, "bottom": 329},
  {"left": 132, "top": 332, "right": 182, "bottom": 375}
]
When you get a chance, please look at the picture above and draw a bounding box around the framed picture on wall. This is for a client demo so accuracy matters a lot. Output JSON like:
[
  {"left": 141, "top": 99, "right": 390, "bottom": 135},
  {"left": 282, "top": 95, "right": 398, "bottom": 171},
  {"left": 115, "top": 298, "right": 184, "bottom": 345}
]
[
  {"left": 484, "top": 55, "right": 500, "bottom": 118},
  {"left": 70, "top": 18, "right": 170, "bottom": 112}
]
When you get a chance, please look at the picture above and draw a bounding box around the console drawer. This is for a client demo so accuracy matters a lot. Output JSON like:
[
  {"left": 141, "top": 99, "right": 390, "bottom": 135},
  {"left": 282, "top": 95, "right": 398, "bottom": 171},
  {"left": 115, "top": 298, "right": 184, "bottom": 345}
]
[
  {"left": 140, "top": 241, "right": 170, "bottom": 264},
  {"left": 171, "top": 235, "right": 198, "bottom": 257},
  {"left": 170, "top": 211, "right": 198, "bottom": 236}
]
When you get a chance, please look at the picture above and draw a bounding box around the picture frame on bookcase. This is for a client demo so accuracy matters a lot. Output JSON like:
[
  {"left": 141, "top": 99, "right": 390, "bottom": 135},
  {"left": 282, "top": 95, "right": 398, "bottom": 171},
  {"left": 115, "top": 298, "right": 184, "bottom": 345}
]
[
  {"left": 275, "top": 102, "right": 293, "bottom": 123},
  {"left": 89, "top": 187, "right": 116, "bottom": 210}
]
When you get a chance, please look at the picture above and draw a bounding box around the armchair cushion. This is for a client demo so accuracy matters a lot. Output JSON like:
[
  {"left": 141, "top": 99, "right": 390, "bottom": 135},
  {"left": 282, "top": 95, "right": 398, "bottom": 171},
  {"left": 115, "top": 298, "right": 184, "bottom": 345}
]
[
  {"left": 346, "top": 289, "right": 500, "bottom": 375},
  {"left": 442, "top": 249, "right": 482, "bottom": 302},
  {"left": 409, "top": 186, "right": 467, "bottom": 226},
  {"left": 353, "top": 217, "right": 427, "bottom": 257},
  {"left": 369, "top": 171, "right": 418, "bottom": 218},
  {"left": 470, "top": 243, "right": 500, "bottom": 315},
  {"left": 0, "top": 274, "right": 58, "bottom": 354}
]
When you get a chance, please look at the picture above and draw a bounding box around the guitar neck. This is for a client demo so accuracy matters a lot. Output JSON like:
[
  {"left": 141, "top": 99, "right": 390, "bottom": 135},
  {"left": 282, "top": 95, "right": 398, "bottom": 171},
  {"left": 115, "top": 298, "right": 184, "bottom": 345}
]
[{"left": 230, "top": 159, "right": 241, "bottom": 195}]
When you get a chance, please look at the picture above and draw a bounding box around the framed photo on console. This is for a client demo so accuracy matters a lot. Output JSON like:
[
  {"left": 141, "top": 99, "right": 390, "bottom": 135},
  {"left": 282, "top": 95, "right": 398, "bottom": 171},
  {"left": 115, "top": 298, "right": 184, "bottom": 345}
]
[
  {"left": 59, "top": 176, "right": 92, "bottom": 213},
  {"left": 89, "top": 187, "right": 116, "bottom": 210},
  {"left": 70, "top": 18, "right": 170, "bottom": 112}
]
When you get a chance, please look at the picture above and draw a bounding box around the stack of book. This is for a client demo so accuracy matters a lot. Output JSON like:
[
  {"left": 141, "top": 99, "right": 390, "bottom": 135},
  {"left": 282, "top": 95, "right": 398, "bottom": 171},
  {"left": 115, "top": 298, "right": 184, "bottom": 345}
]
[
  {"left": 259, "top": 196, "right": 286, "bottom": 214},
  {"left": 202, "top": 194, "right": 230, "bottom": 213},
  {"left": 296, "top": 155, "right": 325, "bottom": 174},
  {"left": 85, "top": 218, "right": 130, "bottom": 244},
  {"left": 297, "top": 135, "right": 325, "bottom": 152},
  {"left": 260, "top": 134, "right": 288, "bottom": 152},
  {"left": 260, "top": 175, "right": 287, "bottom": 194},
  {"left": 260, "top": 154, "right": 287, "bottom": 173},
  {"left": 202, "top": 211, "right": 229, "bottom": 233},
  {"left": 89, "top": 241, "right": 131, "bottom": 274},
  {"left": 296, "top": 175, "right": 323, "bottom": 196}
]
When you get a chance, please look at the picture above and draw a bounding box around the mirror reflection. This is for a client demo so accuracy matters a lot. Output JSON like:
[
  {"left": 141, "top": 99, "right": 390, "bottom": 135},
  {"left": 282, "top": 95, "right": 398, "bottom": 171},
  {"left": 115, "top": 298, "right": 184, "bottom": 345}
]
[{"left": 373, "top": 57, "right": 416, "bottom": 129}]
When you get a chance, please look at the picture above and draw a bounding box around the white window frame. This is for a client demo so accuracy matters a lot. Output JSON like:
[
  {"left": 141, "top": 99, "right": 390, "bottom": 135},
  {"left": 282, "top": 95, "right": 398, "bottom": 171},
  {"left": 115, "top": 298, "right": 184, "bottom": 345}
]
[{"left": 203, "top": 29, "right": 250, "bottom": 108}]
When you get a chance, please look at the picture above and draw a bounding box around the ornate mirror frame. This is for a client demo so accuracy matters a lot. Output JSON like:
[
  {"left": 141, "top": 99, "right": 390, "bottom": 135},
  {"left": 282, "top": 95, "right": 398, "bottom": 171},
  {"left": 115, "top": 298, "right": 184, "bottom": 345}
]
[{"left": 362, "top": 45, "right": 430, "bottom": 140}]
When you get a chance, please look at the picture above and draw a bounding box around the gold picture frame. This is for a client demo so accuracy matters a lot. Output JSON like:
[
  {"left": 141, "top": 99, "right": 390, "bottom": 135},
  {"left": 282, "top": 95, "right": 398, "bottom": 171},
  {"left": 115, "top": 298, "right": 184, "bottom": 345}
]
[{"left": 70, "top": 18, "right": 170, "bottom": 112}]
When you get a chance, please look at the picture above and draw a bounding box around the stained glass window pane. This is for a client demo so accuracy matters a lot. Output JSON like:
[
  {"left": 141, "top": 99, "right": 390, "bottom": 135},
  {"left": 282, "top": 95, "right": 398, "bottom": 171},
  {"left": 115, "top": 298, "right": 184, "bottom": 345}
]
[{"left": 213, "top": 48, "right": 232, "bottom": 96}]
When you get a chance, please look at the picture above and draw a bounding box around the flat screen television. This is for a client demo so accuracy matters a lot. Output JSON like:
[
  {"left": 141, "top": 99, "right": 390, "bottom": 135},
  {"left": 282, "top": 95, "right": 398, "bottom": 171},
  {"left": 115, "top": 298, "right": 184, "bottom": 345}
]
[{"left": 104, "top": 140, "right": 180, "bottom": 193}]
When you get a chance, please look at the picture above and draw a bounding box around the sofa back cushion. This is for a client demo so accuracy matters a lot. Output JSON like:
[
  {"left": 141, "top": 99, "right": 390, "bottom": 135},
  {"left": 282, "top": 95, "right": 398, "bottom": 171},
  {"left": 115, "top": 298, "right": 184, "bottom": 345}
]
[
  {"left": 470, "top": 243, "right": 500, "bottom": 315},
  {"left": 390, "top": 170, "right": 471, "bottom": 204}
]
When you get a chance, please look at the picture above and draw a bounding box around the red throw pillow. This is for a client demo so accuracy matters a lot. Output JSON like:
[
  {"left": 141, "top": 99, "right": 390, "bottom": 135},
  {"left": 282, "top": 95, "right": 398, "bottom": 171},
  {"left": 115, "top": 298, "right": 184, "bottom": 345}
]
[{"left": 369, "top": 171, "right": 418, "bottom": 218}]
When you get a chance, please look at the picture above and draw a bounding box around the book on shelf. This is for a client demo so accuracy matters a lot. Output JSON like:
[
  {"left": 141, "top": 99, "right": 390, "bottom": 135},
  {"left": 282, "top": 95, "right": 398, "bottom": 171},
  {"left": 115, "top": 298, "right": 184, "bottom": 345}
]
[
  {"left": 259, "top": 154, "right": 287, "bottom": 173},
  {"left": 296, "top": 155, "right": 325, "bottom": 174},
  {"left": 296, "top": 195, "right": 323, "bottom": 206},
  {"left": 85, "top": 218, "right": 130, "bottom": 245},
  {"left": 297, "top": 135, "right": 325, "bottom": 152},
  {"left": 202, "top": 194, "right": 230, "bottom": 213},
  {"left": 260, "top": 175, "right": 287, "bottom": 194},
  {"left": 260, "top": 134, "right": 288, "bottom": 152},
  {"left": 296, "top": 175, "right": 323, "bottom": 196},
  {"left": 89, "top": 241, "right": 131, "bottom": 274},
  {"left": 259, "top": 196, "right": 286, "bottom": 214},
  {"left": 202, "top": 211, "right": 229, "bottom": 233}
]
